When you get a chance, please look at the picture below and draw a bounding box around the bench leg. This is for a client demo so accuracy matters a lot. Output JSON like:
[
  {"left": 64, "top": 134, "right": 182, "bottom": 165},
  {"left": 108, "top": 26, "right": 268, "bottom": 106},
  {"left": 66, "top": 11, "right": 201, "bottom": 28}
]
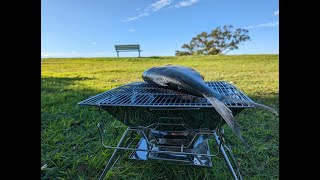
[
  {"left": 117, "top": 51, "right": 119, "bottom": 58},
  {"left": 138, "top": 51, "right": 140, "bottom": 58}
]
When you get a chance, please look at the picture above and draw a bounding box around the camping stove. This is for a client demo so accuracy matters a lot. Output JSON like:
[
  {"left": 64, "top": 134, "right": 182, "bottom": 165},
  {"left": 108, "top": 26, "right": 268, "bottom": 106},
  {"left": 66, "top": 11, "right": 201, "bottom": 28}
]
[{"left": 78, "top": 81, "right": 254, "bottom": 180}]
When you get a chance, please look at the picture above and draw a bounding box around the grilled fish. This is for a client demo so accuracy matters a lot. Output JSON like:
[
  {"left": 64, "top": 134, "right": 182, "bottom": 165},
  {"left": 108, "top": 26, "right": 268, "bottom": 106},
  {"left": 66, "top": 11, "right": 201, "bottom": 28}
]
[{"left": 142, "top": 65, "right": 278, "bottom": 146}]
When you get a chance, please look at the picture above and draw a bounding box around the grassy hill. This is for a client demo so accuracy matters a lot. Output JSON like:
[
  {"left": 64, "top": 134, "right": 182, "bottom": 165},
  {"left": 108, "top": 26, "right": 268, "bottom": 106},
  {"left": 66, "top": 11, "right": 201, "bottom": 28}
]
[{"left": 41, "top": 55, "right": 279, "bottom": 179}]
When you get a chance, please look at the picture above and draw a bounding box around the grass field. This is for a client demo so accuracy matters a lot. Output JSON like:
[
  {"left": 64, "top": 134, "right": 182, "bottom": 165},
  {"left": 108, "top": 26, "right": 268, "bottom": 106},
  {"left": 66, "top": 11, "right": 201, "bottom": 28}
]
[{"left": 41, "top": 54, "right": 279, "bottom": 179}]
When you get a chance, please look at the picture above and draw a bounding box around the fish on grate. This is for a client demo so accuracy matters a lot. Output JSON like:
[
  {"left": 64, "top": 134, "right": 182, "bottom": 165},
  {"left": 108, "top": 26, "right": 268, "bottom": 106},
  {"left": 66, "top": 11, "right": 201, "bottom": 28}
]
[{"left": 142, "top": 65, "right": 278, "bottom": 146}]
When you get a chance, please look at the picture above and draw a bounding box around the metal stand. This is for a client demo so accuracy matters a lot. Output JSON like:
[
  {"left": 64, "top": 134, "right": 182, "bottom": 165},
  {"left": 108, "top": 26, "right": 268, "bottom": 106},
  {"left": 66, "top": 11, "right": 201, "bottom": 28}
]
[
  {"left": 98, "top": 128, "right": 129, "bottom": 180},
  {"left": 214, "top": 130, "right": 242, "bottom": 180},
  {"left": 96, "top": 120, "right": 243, "bottom": 180}
]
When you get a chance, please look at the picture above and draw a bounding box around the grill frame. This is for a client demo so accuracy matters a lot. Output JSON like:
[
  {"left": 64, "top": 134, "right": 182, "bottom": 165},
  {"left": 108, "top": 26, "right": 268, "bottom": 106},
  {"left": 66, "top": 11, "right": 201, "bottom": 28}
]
[
  {"left": 79, "top": 81, "right": 250, "bottom": 180},
  {"left": 78, "top": 81, "right": 254, "bottom": 108}
]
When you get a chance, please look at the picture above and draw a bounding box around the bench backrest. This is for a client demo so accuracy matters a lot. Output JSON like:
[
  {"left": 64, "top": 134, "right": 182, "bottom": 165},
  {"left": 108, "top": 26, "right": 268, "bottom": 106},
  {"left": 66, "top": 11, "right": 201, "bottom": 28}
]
[{"left": 115, "top": 44, "right": 140, "bottom": 51}]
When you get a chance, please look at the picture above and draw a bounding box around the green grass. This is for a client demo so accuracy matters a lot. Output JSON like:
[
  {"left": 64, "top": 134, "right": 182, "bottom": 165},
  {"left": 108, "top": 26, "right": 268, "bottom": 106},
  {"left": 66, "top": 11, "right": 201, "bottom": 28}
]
[{"left": 41, "top": 54, "right": 279, "bottom": 179}]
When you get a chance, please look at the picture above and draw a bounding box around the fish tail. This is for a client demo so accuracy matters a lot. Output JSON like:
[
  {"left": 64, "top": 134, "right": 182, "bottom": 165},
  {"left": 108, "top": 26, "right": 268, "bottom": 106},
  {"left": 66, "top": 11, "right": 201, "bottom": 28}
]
[
  {"left": 205, "top": 95, "right": 248, "bottom": 147},
  {"left": 224, "top": 96, "right": 278, "bottom": 116}
]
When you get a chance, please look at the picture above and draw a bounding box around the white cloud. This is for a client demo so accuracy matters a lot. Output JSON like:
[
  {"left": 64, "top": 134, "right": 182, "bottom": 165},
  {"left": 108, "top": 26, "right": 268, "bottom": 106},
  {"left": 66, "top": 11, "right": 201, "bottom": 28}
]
[
  {"left": 175, "top": 0, "right": 199, "bottom": 8},
  {"left": 150, "top": 0, "right": 172, "bottom": 11},
  {"left": 245, "top": 21, "right": 279, "bottom": 29},
  {"left": 123, "top": 0, "right": 173, "bottom": 22},
  {"left": 41, "top": 52, "right": 49, "bottom": 58},
  {"left": 273, "top": 10, "right": 279, "bottom": 16},
  {"left": 122, "top": 12, "right": 149, "bottom": 22},
  {"left": 91, "top": 42, "right": 97, "bottom": 45},
  {"left": 123, "top": 0, "right": 199, "bottom": 22},
  {"left": 128, "top": 28, "right": 136, "bottom": 32}
]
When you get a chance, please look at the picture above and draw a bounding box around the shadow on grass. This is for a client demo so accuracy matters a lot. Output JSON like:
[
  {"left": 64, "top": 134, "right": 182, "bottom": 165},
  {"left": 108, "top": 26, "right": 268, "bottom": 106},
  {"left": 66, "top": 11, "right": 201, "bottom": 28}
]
[
  {"left": 41, "top": 77, "right": 104, "bottom": 179},
  {"left": 41, "top": 76, "right": 279, "bottom": 179},
  {"left": 41, "top": 77, "right": 94, "bottom": 92}
]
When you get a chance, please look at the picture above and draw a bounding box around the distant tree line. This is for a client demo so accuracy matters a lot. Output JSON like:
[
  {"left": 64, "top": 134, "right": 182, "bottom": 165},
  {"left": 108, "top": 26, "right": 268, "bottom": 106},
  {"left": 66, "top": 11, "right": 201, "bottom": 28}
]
[{"left": 175, "top": 25, "right": 250, "bottom": 56}]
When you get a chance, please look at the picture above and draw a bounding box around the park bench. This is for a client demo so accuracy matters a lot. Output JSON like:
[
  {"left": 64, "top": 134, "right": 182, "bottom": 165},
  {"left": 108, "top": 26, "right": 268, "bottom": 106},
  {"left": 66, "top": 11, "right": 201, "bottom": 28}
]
[{"left": 114, "top": 44, "right": 142, "bottom": 57}]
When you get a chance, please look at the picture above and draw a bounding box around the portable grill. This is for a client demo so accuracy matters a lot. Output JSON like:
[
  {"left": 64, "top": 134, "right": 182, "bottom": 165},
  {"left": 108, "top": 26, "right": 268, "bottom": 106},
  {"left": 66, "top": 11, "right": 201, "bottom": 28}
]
[{"left": 78, "top": 81, "right": 254, "bottom": 180}]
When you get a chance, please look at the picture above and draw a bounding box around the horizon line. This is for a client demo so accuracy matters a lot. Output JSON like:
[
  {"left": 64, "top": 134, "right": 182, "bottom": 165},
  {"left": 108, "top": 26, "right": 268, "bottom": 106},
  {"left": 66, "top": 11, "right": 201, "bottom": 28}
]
[{"left": 41, "top": 53, "right": 279, "bottom": 59}]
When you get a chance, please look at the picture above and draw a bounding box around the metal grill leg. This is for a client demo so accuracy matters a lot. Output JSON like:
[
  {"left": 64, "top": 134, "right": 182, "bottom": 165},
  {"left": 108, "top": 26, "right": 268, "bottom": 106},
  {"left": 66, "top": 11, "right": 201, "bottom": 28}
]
[
  {"left": 224, "top": 145, "right": 242, "bottom": 180},
  {"left": 99, "top": 149, "right": 122, "bottom": 180},
  {"left": 99, "top": 129, "right": 130, "bottom": 180},
  {"left": 213, "top": 131, "right": 242, "bottom": 180}
]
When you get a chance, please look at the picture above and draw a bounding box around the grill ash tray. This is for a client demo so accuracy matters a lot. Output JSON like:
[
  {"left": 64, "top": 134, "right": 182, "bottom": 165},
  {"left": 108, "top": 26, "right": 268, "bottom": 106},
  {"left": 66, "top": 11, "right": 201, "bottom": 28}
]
[
  {"left": 128, "top": 123, "right": 213, "bottom": 167},
  {"left": 129, "top": 135, "right": 213, "bottom": 167}
]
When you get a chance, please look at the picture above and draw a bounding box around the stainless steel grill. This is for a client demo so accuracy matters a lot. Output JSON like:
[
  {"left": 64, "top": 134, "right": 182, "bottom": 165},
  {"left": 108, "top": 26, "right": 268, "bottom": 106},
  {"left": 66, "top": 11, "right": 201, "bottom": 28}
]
[
  {"left": 78, "top": 81, "right": 254, "bottom": 108},
  {"left": 79, "top": 81, "right": 253, "bottom": 180}
]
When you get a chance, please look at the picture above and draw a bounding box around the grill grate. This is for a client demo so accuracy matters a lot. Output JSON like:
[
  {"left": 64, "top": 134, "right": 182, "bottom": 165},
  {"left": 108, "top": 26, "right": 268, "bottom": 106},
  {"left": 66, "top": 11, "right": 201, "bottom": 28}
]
[{"left": 78, "top": 81, "right": 254, "bottom": 108}]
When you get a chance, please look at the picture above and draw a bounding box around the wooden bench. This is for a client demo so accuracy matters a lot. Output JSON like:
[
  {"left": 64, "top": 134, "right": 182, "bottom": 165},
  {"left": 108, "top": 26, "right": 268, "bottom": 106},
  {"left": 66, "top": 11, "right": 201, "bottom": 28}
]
[{"left": 114, "top": 44, "right": 142, "bottom": 57}]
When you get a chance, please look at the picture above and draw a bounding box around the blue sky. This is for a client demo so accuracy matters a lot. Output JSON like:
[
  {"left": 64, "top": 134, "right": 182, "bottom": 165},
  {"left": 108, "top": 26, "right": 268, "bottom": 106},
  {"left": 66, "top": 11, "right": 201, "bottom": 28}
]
[{"left": 41, "top": 0, "right": 279, "bottom": 58}]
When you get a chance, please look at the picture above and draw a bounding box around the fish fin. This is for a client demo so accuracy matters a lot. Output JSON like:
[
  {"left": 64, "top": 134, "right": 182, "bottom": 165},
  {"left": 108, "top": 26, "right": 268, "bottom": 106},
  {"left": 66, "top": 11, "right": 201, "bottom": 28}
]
[
  {"left": 224, "top": 96, "right": 278, "bottom": 116},
  {"left": 205, "top": 95, "right": 248, "bottom": 146}
]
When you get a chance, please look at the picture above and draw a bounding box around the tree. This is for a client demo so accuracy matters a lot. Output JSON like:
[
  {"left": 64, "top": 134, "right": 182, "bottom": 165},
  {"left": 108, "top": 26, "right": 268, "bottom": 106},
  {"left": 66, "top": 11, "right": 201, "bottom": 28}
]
[
  {"left": 176, "top": 25, "right": 250, "bottom": 56},
  {"left": 175, "top": 51, "right": 192, "bottom": 56}
]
